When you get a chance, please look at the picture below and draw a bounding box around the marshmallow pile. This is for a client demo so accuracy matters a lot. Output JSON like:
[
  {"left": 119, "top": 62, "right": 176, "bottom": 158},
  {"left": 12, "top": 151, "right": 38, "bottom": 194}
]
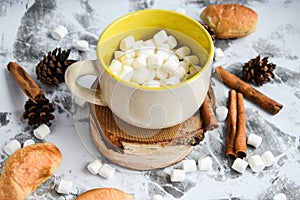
[
  {"left": 170, "top": 156, "right": 213, "bottom": 182},
  {"left": 231, "top": 133, "right": 276, "bottom": 174},
  {"left": 108, "top": 30, "right": 202, "bottom": 87}
]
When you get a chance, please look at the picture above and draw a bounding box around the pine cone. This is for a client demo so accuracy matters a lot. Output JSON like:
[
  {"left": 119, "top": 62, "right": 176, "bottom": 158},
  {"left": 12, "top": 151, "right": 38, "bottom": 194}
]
[
  {"left": 22, "top": 94, "right": 55, "bottom": 128},
  {"left": 242, "top": 55, "right": 276, "bottom": 86},
  {"left": 36, "top": 48, "right": 76, "bottom": 85},
  {"left": 200, "top": 22, "right": 216, "bottom": 42}
]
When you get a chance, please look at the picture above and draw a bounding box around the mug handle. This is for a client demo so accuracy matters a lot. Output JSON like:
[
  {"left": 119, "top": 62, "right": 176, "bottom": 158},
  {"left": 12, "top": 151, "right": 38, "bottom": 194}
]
[{"left": 65, "top": 60, "right": 106, "bottom": 106}]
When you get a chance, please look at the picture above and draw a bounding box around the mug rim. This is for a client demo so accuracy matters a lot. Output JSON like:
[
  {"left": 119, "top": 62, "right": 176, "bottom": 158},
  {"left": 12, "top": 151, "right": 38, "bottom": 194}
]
[{"left": 96, "top": 9, "right": 214, "bottom": 91}]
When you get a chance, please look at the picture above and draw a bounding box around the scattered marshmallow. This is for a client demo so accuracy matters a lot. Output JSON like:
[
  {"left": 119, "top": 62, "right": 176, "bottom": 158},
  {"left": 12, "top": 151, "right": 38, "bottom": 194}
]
[
  {"left": 198, "top": 156, "right": 213, "bottom": 171},
  {"left": 87, "top": 159, "right": 103, "bottom": 175},
  {"left": 215, "top": 106, "right": 228, "bottom": 122},
  {"left": 273, "top": 193, "right": 287, "bottom": 200},
  {"left": 119, "top": 36, "right": 135, "bottom": 51},
  {"left": 231, "top": 158, "right": 248, "bottom": 174},
  {"left": 4, "top": 139, "right": 21, "bottom": 155},
  {"left": 98, "top": 164, "right": 115, "bottom": 179},
  {"left": 153, "top": 30, "right": 168, "bottom": 44},
  {"left": 23, "top": 139, "right": 35, "bottom": 147},
  {"left": 247, "top": 133, "right": 262, "bottom": 148},
  {"left": 182, "top": 159, "right": 197, "bottom": 173},
  {"left": 152, "top": 194, "right": 164, "bottom": 200},
  {"left": 51, "top": 25, "right": 68, "bottom": 40},
  {"left": 56, "top": 179, "right": 73, "bottom": 194},
  {"left": 33, "top": 123, "right": 50, "bottom": 140},
  {"left": 74, "top": 96, "right": 86, "bottom": 107},
  {"left": 261, "top": 151, "right": 276, "bottom": 167},
  {"left": 248, "top": 155, "right": 265, "bottom": 173},
  {"left": 170, "top": 169, "right": 185, "bottom": 182},
  {"left": 214, "top": 48, "right": 225, "bottom": 61},
  {"left": 175, "top": 46, "right": 191, "bottom": 58},
  {"left": 76, "top": 40, "right": 89, "bottom": 51}
]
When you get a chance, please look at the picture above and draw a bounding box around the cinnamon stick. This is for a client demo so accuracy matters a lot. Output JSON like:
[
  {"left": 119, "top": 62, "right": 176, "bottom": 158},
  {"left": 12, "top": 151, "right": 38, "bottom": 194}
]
[
  {"left": 200, "top": 95, "right": 218, "bottom": 131},
  {"left": 225, "top": 90, "right": 237, "bottom": 159},
  {"left": 235, "top": 92, "right": 247, "bottom": 158},
  {"left": 7, "top": 62, "right": 44, "bottom": 103},
  {"left": 215, "top": 66, "right": 283, "bottom": 115}
]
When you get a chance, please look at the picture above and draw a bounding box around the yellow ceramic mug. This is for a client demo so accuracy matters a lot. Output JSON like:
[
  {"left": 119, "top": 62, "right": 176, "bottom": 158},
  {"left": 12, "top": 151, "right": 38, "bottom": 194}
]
[{"left": 65, "top": 9, "right": 214, "bottom": 129}]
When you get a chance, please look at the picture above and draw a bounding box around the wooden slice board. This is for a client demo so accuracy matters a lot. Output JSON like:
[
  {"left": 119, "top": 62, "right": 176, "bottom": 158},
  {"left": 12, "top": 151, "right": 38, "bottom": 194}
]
[{"left": 89, "top": 80, "right": 215, "bottom": 170}]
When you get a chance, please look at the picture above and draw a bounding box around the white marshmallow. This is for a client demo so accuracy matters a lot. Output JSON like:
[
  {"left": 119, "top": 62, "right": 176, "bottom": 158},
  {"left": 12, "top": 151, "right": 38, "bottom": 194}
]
[
  {"left": 261, "top": 151, "right": 276, "bottom": 167},
  {"left": 147, "top": 54, "right": 164, "bottom": 69},
  {"left": 179, "top": 61, "right": 190, "bottom": 73},
  {"left": 184, "top": 55, "right": 200, "bottom": 65},
  {"left": 156, "top": 43, "right": 170, "bottom": 51},
  {"left": 114, "top": 51, "right": 124, "bottom": 60},
  {"left": 156, "top": 49, "right": 171, "bottom": 61},
  {"left": 155, "top": 68, "right": 168, "bottom": 80},
  {"left": 273, "top": 193, "right": 287, "bottom": 200},
  {"left": 51, "top": 25, "right": 68, "bottom": 40},
  {"left": 214, "top": 48, "right": 225, "bottom": 61},
  {"left": 143, "top": 39, "right": 156, "bottom": 48},
  {"left": 169, "top": 66, "right": 186, "bottom": 79},
  {"left": 133, "top": 54, "right": 148, "bottom": 68},
  {"left": 189, "top": 65, "right": 200, "bottom": 77},
  {"left": 74, "top": 96, "right": 86, "bottom": 107},
  {"left": 163, "top": 56, "right": 179, "bottom": 70},
  {"left": 182, "top": 159, "right": 197, "bottom": 173},
  {"left": 231, "top": 158, "right": 248, "bottom": 174},
  {"left": 56, "top": 179, "right": 73, "bottom": 194},
  {"left": 161, "top": 76, "right": 180, "bottom": 86},
  {"left": 175, "top": 46, "right": 191, "bottom": 58},
  {"left": 247, "top": 133, "right": 262, "bottom": 148},
  {"left": 248, "top": 155, "right": 266, "bottom": 173},
  {"left": 98, "top": 164, "right": 115, "bottom": 179},
  {"left": 76, "top": 40, "right": 89, "bottom": 51},
  {"left": 165, "top": 35, "right": 177, "bottom": 49},
  {"left": 147, "top": 68, "right": 156, "bottom": 81},
  {"left": 87, "top": 159, "right": 103, "bottom": 175},
  {"left": 170, "top": 169, "right": 185, "bottom": 182},
  {"left": 119, "top": 65, "right": 134, "bottom": 82},
  {"left": 122, "top": 58, "right": 134, "bottom": 66},
  {"left": 152, "top": 194, "right": 164, "bottom": 200},
  {"left": 132, "top": 40, "right": 144, "bottom": 51},
  {"left": 4, "top": 139, "right": 21, "bottom": 155},
  {"left": 122, "top": 50, "right": 136, "bottom": 60},
  {"left": 131, "top": 67, "right": 150, "bottom": 85},
  {"left": 143, "top": 80, "right": 160, "bottom": 87},
  {"left": 136, "top": 47, "right": 155, "bottom": 56},
  {"left": 109, "top": 59, "right": 122, "bottom": 74},
  {"left": 120, "top": 36, "right": 135, "bottom": 51},
  {"left": 153, "top": 30, "right": 168, "bottom": 44},
  {"left": 198, "top": 156, "right": 213, "bottom": 171},
  {"left": 215, "top": 106, "right": 228, "bottom": 122},
  {"left": 23, "top": 139, "right": 35, "bottom": 147},
  {"left": 33, "top": 123, "right": 50, "bottom": 140}
]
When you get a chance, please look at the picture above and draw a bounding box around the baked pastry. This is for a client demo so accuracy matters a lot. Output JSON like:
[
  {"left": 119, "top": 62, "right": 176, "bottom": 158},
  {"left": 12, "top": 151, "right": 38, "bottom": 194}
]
[
  {"left": 200, "top": 4, "right": 258, "bottom": 39},
  {"left": 0, "top": 142, "right": 62, "bottom": 200},
  {"left": 76, "top": 188, "right": 134, "bottom": 200}
]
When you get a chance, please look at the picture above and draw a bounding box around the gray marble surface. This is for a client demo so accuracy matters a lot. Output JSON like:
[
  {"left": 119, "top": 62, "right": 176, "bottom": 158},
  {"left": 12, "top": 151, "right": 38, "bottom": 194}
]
[{"left": 0, "top": 0, "right": 300, "bottom": 199}]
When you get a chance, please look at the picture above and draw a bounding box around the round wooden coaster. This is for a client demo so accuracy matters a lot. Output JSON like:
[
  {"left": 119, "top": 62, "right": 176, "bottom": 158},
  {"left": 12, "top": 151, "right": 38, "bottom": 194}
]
[{"left": 89, "top": 80, "right": 214, "bottom": 170}]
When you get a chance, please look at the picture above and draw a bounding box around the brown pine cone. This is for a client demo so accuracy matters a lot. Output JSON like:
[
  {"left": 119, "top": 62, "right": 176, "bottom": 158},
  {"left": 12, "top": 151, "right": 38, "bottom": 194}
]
[
  {"left": 242, "top": 55, "right": 276, "bottom": 86},
  {"left": 22, "top": 94, "right": 55, "bottom": 128},
  {"left": 200, "top": 22, "right": 216, "bottom": 42},
  {"left": 36, "top": 48, "right": 76, "bottom": 85}
]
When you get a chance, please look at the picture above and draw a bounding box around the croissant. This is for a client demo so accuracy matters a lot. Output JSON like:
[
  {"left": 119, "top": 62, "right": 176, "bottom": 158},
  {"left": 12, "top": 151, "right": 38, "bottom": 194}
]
[{"left": 76, "top": 188, "right": 134, "bottom": 200}]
